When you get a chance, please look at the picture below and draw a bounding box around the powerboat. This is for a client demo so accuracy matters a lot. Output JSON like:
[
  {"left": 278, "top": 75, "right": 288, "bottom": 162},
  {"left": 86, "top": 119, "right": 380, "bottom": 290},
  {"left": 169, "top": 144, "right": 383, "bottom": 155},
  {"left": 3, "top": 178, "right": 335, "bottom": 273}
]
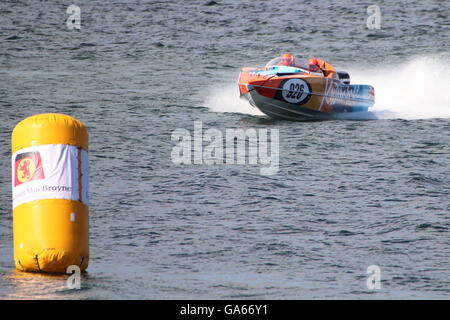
[{"left": 238, "top": 54, "right": 375, "bottom": 121}]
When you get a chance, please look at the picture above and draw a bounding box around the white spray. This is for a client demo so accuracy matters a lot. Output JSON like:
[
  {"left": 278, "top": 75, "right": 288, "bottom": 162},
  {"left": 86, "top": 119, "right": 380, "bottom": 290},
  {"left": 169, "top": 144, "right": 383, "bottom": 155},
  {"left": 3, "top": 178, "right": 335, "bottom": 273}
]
[
  {"left": 203, "top": 83, "right": 264, "bottom": 116},
  {"left": 348, "top": 54, "right": 450, "bottom": 120}
]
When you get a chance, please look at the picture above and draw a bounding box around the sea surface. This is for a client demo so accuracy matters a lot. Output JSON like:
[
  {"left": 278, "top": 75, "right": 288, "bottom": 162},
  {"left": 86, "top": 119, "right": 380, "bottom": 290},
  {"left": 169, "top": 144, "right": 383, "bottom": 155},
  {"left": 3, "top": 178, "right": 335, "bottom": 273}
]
[{"left": 0, "top": 0, "right": 449, "bottom": 299}]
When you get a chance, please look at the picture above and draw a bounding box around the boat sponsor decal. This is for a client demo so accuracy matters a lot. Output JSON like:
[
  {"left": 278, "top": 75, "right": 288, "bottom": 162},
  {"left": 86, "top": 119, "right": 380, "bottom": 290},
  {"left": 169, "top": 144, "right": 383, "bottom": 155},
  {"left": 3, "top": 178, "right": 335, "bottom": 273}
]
[
  {"left": 323, "top": 80, "right": 373, "bottom": 107},
  {"left": 280, "top": 78, "right": 311, "bottom": 104}
]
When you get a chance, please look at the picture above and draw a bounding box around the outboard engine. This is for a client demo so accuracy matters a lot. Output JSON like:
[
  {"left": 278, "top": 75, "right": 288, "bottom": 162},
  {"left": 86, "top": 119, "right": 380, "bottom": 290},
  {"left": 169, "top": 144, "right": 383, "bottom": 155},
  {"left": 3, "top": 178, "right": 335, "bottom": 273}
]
[{"left": 337, "top": 71, "right": 350, "bottom": 85}]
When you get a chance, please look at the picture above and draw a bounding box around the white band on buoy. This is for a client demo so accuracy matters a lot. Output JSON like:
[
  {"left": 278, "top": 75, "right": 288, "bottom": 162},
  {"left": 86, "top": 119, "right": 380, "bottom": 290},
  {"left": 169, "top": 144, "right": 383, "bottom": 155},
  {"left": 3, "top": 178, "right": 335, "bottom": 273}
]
[{"left": 12, "top": 144, "right": 89, "bottom": 209}]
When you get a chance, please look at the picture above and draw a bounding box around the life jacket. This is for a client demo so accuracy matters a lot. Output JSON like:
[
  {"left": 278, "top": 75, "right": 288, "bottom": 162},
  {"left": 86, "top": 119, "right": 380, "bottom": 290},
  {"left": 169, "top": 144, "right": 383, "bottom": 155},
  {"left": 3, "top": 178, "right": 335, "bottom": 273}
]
[{"left": 316, "top": 59, "right": 337, "bottom": 78}]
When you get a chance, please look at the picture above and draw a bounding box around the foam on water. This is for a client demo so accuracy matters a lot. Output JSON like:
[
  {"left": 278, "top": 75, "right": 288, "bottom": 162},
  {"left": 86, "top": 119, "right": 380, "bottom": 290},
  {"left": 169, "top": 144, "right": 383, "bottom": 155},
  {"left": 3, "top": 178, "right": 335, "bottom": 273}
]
[
  {"left": 203, "top": 82, "right": 265, "bottom": 116},
  {"left": 349, "top": 54, "right": 450, "bottom": 120},
  {"left": 204, "top": 55, "right": 450, "bottom": 120}
]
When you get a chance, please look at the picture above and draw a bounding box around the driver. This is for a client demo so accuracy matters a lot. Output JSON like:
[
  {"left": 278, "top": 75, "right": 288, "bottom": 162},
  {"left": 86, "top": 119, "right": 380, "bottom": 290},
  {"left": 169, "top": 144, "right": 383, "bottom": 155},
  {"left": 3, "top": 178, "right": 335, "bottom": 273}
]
[{"left": 308, "top": 57, "right": 337, "bottom": 78}]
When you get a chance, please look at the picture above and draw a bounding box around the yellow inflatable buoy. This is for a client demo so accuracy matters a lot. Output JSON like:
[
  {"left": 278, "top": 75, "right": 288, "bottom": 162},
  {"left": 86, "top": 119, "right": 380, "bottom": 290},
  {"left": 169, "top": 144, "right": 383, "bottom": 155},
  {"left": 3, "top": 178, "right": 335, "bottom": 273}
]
[{"left": 12, "top": 113, "right": 89, "bottom": 273}]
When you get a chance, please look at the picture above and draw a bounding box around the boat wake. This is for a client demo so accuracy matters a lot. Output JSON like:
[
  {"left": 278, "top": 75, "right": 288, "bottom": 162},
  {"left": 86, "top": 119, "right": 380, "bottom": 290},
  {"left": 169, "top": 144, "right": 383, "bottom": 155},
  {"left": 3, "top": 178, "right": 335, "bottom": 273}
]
[
  {"left": 348, "top": 54, "right": 450, "bottom": 120},
  {"left": 203, "top": 83, "right": 264, "bottom": 116},
  {"left": 203, "top": 54, "right": 450, "bottom": 120}
]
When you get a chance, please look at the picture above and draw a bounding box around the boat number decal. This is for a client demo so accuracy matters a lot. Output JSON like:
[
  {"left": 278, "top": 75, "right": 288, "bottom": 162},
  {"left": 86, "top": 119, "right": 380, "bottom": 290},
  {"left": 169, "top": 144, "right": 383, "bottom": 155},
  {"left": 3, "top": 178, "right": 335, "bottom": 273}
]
[{"left": 281, "top": 79, "right": 310, "bottom": 104}]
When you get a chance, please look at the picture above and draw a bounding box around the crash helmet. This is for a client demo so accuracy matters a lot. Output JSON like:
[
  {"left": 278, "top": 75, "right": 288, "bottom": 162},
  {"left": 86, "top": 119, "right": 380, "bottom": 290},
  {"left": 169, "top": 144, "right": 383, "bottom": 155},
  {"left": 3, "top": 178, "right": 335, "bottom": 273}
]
[
  {"left": 308, "top": 57, "right": 320, "bottom": 71},
  {"left": 280, "top": 53, "right": 295, "bottom": 66}
]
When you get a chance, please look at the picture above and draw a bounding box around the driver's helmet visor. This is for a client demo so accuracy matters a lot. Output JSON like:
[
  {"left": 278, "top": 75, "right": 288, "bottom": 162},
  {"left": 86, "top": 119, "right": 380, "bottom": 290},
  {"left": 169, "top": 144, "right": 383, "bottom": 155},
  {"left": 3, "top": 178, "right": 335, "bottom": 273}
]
[{"left": 281, "top": 57, "right": 294, "bottom": 64}]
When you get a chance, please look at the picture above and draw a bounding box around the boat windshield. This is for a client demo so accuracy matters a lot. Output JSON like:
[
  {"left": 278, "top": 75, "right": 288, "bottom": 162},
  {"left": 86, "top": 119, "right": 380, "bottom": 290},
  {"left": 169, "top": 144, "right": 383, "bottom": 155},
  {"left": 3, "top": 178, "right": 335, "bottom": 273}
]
[{"left": 265, "top": 56, "right": 310, "bottom": 70}]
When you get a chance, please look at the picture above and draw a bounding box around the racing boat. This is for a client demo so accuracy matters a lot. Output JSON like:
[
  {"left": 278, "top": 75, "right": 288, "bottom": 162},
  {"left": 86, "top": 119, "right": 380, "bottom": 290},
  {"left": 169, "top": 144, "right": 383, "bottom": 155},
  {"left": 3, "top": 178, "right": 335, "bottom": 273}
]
[{"left": 238, "top": 54, "right": 375, "bottom": 121}]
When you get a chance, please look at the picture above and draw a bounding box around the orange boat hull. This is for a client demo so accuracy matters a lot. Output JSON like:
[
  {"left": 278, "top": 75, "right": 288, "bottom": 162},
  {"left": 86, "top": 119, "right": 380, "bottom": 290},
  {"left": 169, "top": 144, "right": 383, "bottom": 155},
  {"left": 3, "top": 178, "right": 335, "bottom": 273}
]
[{"left": 238, "top": 67, "right": 375, "bottom": 121}]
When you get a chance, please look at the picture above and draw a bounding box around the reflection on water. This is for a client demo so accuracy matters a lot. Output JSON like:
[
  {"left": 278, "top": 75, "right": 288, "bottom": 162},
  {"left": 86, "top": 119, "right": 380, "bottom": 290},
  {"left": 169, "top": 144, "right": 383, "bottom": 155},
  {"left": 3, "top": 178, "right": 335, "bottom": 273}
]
[{"left": 1, "top": 269, "right": 91, "bottom": 300}]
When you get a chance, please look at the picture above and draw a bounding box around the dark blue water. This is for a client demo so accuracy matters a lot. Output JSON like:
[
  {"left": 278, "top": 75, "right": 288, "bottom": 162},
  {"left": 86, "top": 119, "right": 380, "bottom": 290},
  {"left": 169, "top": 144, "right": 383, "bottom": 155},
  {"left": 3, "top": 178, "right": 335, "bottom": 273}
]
[{"left": 0, "top": 0, "right": 449, "bottom": 299}]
